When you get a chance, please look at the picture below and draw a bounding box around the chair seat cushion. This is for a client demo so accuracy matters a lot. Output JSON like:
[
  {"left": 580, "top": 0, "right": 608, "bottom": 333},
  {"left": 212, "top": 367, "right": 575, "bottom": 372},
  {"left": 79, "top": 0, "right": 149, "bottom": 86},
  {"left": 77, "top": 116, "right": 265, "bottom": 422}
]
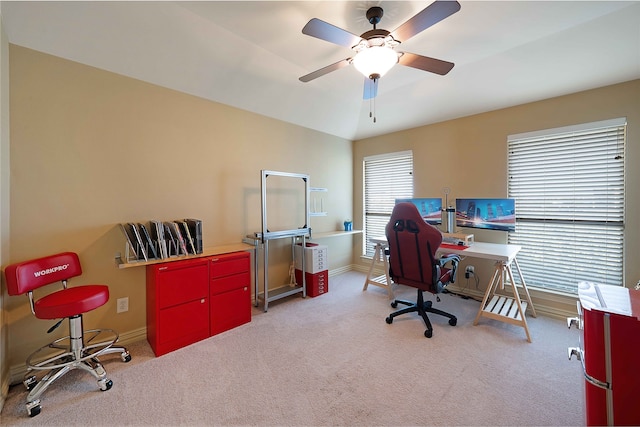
[{"left": 34, "top": 285, "right": 109, "bottom": 319}]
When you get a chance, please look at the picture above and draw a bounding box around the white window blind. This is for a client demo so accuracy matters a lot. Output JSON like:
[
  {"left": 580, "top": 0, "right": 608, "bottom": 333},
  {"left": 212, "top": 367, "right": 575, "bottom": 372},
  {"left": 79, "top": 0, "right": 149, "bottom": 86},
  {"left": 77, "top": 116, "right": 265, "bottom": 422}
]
[
  {"left": 508, "top": 118, "right": 626, "bottom": 294},
  {"left": 363, "top": 151, "right": 413, "bottom": 257}
]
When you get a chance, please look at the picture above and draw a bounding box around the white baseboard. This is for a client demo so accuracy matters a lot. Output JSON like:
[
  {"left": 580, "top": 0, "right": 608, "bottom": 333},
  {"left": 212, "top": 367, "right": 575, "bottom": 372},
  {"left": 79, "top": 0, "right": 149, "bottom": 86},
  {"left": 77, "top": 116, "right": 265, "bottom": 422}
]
[
  {"left": 351, "top": 263, "right": 375, "bottom": 275},
  {"left": 328, "top": 265, "right": 353, "bottom": 277}
]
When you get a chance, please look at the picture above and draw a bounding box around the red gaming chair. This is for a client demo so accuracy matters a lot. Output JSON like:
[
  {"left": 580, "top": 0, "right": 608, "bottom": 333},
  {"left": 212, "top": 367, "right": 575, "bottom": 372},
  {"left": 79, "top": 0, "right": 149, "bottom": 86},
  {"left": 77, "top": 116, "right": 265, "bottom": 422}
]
[
  {"left": 385, "top": 202, "right": 460, "bottom": 338},
  {"left": 4, "top": 252, "right": 131, "bottom": 417}
]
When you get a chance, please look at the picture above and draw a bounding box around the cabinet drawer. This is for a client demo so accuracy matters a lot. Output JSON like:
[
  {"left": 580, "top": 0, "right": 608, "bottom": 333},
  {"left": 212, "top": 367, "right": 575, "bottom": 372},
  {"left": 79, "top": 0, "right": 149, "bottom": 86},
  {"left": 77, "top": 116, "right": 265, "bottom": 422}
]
[
  {"left": 152, "top": 260, "right": 209, "bottom": 308},
  {"left": 211, "top": 271, "right": 250, "bottom": 295},
  {"left": 209, "top": 252, "right": 250, "bottom": 278},
  {"left": 210, "top": 286, "right": 251, "bottom": 336},
  {"left": 156, "top": 297, "right": 209, "bottom": 356}
]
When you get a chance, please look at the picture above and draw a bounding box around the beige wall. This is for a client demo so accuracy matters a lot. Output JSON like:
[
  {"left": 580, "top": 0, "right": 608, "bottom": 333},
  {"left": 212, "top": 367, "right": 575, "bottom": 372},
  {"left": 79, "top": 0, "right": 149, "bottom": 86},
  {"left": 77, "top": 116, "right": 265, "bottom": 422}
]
[
  {"left": 5, "top": 45, "right": 355, "bottom": 372},
  {"left": 353, "top": 79, "right": 640, "bottom": 316},
  {"left": 1, "top": 8, "right": 11, "bottom": 410}
]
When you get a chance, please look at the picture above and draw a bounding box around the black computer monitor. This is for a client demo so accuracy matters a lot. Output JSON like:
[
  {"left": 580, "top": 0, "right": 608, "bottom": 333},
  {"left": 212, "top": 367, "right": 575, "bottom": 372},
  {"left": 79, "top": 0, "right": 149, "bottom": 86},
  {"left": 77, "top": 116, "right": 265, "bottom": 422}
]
[
  {"left": 455, "top": 198, "right": 516, "bottom": 232},
  {"left": 395, "top": 198, "right": 442, "bottom": 225}
]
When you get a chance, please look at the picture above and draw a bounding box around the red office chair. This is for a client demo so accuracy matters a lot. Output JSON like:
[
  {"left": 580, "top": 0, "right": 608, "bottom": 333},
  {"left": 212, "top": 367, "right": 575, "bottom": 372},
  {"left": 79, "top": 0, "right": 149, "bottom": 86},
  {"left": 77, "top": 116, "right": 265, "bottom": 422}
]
[
  {"left": 385, "top": 202, "right": 460, "bottom": 338},
  {"left": 4, "top": 252, "right": 131, "bottom": 417}
]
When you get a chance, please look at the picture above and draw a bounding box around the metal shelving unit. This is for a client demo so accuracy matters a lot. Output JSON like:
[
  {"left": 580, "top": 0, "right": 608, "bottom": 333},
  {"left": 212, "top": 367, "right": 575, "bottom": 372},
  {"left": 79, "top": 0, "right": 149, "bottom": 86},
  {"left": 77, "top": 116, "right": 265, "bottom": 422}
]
[{"left": 250, "top": 170, "right": 312, "bottom": 311}]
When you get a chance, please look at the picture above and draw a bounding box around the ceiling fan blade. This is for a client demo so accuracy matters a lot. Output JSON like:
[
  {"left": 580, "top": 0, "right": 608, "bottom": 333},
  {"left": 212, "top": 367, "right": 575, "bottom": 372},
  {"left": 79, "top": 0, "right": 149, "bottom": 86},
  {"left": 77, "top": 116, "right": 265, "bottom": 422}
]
[
  {"left": 363, "top": 78, "right": 378, "bottom": 100},
  {"left": 302, "top": 18, "right": 363, "bottom": 48},
  {"left": 389, "top": 0, "right": 461, "bottom": 42},
  {"left": 398, "top": 52, "right": 454, "bottom": 75},
  {"left": 299, "top": 58, "right": 352, "bottom": 83}
]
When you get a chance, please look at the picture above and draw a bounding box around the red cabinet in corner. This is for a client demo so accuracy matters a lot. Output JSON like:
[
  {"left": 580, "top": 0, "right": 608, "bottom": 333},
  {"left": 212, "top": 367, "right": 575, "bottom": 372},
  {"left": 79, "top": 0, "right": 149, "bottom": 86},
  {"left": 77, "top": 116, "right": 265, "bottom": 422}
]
[
  {"left": 209, "top": 251, "right": 251, "bottom": 336},
  {"left": 146, "top": 258, "right": 210, "bottom": 356}
]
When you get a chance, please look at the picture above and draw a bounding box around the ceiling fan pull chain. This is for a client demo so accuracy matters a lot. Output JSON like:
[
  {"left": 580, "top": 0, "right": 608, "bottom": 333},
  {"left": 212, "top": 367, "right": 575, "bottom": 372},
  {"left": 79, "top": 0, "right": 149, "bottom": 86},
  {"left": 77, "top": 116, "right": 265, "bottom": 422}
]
[
  {"left": 369, "top": 97, "right": 377, "bottom": 123},
  {"left": 371, "top": 77, "right": 378, "bottom": 123},
  {"left": 373, "top": 96, "right": 377, "bottom": 123}
]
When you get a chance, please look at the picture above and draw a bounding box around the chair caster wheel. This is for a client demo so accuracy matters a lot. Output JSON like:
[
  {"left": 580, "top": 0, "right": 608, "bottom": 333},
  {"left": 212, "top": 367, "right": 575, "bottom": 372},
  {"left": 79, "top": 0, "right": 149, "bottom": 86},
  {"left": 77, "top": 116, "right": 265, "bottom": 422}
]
[
  {"left": 122, "top": 351, "right": 132, "bottom": 363},
  {"left": 385, "top": 316, "right": 393, "bottom": 324},
  {"left": 28, "top": 404, "right": 41, "bottom": 417},
  {"left": 390, "top": 301, "right": 398, "bottom": 308},
  {"left": 26, "top": 401, "right": 41, "bottom": 417},
  {"left": 449, "top": 318, "right": 457, "bottom": 326},
  {"left": 99, "top": 379, "right": 113, "bottom": 391},
  {"left": 424, "top": 329, "right": 433, "bottom": 338}
]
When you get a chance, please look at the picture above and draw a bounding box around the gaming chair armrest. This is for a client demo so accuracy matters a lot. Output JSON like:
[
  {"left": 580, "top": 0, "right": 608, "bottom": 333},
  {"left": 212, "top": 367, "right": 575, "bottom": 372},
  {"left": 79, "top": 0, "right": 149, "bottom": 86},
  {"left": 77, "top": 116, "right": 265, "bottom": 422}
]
[
  {"left": 437, "top": 254, "right": 461, "bottom": 283},
  {"left": 438, "top": 253, "right": 461, "bottom": 267}
]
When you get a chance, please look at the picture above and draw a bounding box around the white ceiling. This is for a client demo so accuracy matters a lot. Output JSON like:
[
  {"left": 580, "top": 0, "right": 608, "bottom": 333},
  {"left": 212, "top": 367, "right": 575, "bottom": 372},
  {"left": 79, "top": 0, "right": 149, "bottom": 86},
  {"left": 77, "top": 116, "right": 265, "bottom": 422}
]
[{"left": 2, "top": 1, "right": 639, "bottom": 141}]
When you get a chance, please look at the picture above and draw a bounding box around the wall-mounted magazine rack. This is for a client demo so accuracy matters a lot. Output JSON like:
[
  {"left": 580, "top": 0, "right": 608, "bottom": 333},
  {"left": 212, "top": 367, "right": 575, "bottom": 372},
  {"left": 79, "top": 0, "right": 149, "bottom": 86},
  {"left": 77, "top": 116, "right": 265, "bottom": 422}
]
[
  {"left": 123, "top": 237, "right": 162, "bottom": 263},
  {"left": 119, "top": 219, "right": 203, "bottom": 264},
  {"left": 123, "top": 241, "right": 142, "bottom": 264}
]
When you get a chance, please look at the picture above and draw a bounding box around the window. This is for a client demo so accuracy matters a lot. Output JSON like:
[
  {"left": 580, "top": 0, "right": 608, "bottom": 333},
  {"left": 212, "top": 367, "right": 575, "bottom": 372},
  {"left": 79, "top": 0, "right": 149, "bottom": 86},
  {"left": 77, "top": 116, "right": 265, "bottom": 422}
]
[
  {"left": 508, "top": 118, "right": 626, "bottom": 294},
  {"left": 363, "top": 151, "right": 413, "bottom": 257}
]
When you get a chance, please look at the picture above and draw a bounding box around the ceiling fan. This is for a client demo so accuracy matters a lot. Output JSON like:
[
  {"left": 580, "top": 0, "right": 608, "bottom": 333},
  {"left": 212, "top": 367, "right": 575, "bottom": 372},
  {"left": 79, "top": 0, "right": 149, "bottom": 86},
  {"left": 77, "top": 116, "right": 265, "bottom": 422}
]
[{"left": 299, "top": 1, "right": 461, "bottom": 112}]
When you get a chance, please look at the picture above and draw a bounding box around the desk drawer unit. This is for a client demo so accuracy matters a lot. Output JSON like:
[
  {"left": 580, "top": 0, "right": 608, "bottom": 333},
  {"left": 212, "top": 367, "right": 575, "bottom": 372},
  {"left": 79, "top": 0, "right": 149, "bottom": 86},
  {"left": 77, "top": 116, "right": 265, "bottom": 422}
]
[
  {"left": 294, "top": 243, "right": 328, "bottom": 274},
  {"left": 209, "top": 252, "right": 251, "bottom": 335},
  {"left": 146, "top": 258, "right": 210, "bottom": 356}
]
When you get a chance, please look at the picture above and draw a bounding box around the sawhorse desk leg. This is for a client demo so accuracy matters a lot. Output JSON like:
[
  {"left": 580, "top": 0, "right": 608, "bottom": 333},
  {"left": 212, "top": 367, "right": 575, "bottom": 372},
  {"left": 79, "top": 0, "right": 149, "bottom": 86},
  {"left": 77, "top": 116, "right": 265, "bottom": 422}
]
[
  {"left": 363, "top": 242, "right": 395, "bottom": 300},
  {"left": 473, "top": 259, "right": 536, "bottom": 342}
]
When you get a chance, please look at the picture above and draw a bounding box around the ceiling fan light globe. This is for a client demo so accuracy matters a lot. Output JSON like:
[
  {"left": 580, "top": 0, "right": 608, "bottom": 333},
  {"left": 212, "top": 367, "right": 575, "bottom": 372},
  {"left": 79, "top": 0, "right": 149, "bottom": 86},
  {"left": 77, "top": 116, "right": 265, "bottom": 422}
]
[{"left": 352, "top": 46, "right": 398, "bottom": 79}]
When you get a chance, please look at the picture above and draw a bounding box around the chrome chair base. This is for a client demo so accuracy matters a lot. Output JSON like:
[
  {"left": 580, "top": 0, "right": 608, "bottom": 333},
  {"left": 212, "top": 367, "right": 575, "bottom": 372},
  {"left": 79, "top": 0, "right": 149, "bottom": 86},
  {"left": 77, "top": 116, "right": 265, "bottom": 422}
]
[{"left": 21, "top": 315, "right": 131, "bottom": 417}]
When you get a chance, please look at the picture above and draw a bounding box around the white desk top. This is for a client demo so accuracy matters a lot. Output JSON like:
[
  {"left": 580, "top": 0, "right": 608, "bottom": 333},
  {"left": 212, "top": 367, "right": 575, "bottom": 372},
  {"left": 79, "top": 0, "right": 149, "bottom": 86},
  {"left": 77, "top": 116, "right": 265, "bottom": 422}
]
[{"left": 370, "top": 236, "right": 521, "bottom": 263}]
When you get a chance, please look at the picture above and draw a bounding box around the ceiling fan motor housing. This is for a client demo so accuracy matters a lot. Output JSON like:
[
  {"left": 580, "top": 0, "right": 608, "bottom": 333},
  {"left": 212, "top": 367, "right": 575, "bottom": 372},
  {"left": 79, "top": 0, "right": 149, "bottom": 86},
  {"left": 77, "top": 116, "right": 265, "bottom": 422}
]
[{"left": 366, "top": 6, "right": 384, "bottom": 26}]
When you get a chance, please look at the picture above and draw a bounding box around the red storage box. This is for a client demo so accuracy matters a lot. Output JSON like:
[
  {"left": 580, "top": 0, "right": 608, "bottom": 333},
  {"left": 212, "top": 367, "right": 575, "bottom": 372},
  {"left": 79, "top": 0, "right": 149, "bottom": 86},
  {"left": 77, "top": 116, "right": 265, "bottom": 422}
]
[{"left": 295, "top": 269, "right": 328, "bottom": 297}]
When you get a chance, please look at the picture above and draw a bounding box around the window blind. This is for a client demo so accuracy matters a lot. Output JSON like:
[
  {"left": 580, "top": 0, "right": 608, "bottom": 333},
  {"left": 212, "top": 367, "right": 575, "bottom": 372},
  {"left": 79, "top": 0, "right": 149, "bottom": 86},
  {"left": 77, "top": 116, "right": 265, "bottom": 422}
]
[
  {"left": 508, "top": 118, "right": 626, "bottom": 294},
  {"left": 363, "top": 151, "right": 413, "bottom": 257}
]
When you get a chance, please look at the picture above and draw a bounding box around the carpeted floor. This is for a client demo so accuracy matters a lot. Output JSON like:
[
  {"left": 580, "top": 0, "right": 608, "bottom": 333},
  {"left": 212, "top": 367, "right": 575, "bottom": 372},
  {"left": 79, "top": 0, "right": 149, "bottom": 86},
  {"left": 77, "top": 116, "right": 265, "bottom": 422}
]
[{"left": 1, "top": 271, "right": 585, "bottom": 426}]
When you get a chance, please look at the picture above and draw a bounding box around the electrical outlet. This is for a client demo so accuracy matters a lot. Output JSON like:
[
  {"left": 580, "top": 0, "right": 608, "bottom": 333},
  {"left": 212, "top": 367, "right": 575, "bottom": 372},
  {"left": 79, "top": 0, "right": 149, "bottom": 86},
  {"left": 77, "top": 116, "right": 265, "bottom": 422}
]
[
  {"left": 465, "top": 265, "right": 474, "bottom": 279},
  {"left": 117, "top": 297, "right": 129, "bottom": 313}
]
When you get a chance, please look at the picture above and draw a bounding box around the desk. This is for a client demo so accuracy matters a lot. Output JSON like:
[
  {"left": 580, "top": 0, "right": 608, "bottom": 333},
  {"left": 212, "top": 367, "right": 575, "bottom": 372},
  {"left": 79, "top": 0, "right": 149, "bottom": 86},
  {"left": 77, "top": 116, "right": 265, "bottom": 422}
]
[{"left": 367, "top": 237, "right": 537, "bottom": 342}]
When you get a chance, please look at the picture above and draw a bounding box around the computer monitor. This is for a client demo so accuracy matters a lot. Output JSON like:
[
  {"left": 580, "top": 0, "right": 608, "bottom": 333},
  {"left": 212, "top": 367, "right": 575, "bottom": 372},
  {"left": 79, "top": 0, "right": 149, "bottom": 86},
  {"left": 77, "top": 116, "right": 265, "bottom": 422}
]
[
  {"left": 455, "top": 198, "right": 516, "bottom": 232},
  {"left": 395, "top": 198, "right": 442, "bottom": 225}
]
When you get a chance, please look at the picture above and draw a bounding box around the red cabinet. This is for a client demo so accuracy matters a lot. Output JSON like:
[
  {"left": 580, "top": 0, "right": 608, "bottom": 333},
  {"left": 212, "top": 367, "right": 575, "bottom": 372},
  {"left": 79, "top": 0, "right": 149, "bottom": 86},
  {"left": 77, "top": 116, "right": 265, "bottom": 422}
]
[
  {"left": 146, "top": 258, "right": 210, "bottom": 356},
  {"left": 146, "top": 251, "right": 252, "bottom": 356},
  {"left": 209, "top": 252, "right": 251, "bottom": 336},
  {"left": 574, "top": 282, "right": 640, "bottom": 425}
]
